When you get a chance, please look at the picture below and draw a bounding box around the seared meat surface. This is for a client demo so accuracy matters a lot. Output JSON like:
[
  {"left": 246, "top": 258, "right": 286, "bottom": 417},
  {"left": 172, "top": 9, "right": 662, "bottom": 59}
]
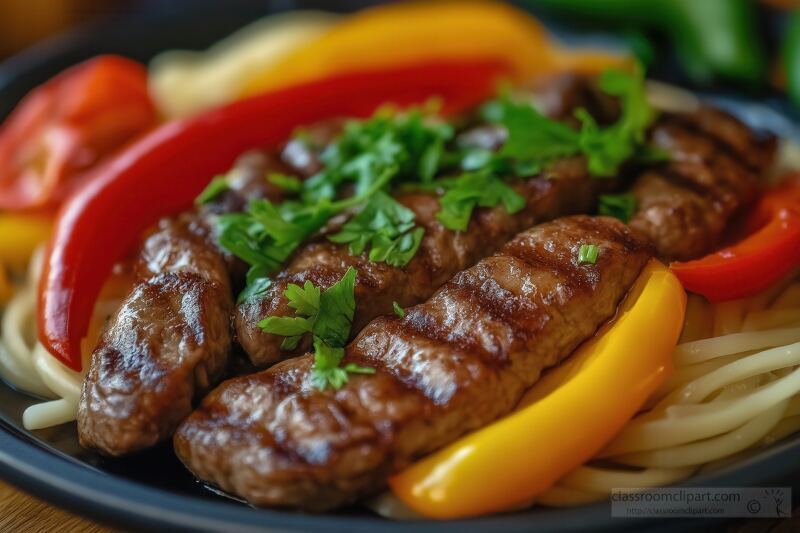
[
  {"left": 233, "top": 74, "right": 635, "bottom": 368},
  {"left": 78, "top": 151, "right": 288, "bottom": 456},
  {"left": 78, "top": 272, "right": 231, "bottom": 455},
  {"left": 176, "top": 216, "right": 653, "bottom": 510},
  {"left": 628, "top": 108, "right": 775, "bottom": 262},
  {"left": 235, "top": 156, "right": 617, "bottom": 367}
]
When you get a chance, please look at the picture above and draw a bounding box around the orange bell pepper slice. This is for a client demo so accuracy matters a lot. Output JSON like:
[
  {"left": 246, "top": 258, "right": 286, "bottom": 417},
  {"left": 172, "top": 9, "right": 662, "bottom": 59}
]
[
  {"left": 389, "top": 259, "right": 686, "bottom": 519},
  {"left": 241, "top": 1, "right": 631, "bottom": 97}
]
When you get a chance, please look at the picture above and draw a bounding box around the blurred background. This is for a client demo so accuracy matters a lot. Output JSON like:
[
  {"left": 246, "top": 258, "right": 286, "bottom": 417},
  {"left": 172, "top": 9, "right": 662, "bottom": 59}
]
[{"left": 1, "top": 0, "right": 799, "bottom": 110}]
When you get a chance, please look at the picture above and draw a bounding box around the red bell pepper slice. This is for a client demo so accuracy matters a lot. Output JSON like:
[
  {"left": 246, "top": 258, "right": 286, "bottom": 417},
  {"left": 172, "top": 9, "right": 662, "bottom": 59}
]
[
  {"left": 0, "top": 55, "right": 157, "bottom": 211},
  {"left": 671, "top": 177, "right": 800, "bottom": 302},
  {"left": 37, "top": 59, "right": 508, "bottom": 371}
]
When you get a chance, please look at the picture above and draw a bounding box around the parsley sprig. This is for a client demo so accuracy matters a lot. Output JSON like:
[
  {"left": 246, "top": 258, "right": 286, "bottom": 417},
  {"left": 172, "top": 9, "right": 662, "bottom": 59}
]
[
  {"left": 212, "top": 67, "right": 659, "bottom": 295},
  {"left": 218, "top": 110, "right": 453, "bottom": 300},
  {"left": 259, "top": 267, "right": 374, "bottom": 390},
  {"left": 328, "top": 191, "right": 425, "bottom": 267},
  {"left": 599, "top": 193, "right": 638, "bottom": 222},
  {"left": 436, "top": 171, "right": 525, "bottom": 232},
  {"left": 484, "top": 66, "right": 656, "bottom": 178},
  {"left": 218, "top": 167, "right": 394, "bottom": 302},
  {"left": 423, "top": 67, "right": 658, "bottom": 232}
]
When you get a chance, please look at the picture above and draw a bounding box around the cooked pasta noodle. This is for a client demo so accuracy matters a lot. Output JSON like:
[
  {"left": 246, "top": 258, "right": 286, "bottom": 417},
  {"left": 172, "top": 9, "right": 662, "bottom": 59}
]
[{"left": 0, "top": 246, "right": 121, "bottom": 430}]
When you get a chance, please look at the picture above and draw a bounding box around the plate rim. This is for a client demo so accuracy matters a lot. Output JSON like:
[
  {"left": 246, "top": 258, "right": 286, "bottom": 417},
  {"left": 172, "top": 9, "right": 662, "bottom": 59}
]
[{"left": 2, "top": 6, "right": 800, "bottom": 532}]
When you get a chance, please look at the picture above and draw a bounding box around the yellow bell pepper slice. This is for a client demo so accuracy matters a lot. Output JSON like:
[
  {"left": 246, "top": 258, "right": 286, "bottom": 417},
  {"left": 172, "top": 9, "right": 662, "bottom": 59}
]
[
  {"left": 389, "top": 259, "right": 686, "bottom": 519},
  {"left": 0, "top": 213, "right": 51, "bottom": 271},
  {"left": 149, "top": 11, "right": 339, "bottom": 118},
  {"left": 0, "top": 264, "right": 12, "bottom": 305},
  {"left": 241, "top": 1, "right": 632, "bottom": 97}
]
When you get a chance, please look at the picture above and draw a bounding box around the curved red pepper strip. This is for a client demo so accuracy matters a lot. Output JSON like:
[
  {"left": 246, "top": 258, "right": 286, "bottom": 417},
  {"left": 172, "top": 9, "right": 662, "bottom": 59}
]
[
  {"left": 37, "top": 59, "right": 508, "bottom": 371},
  {"left": 671, "top": 178, "right": 800, "bottom": 302}
]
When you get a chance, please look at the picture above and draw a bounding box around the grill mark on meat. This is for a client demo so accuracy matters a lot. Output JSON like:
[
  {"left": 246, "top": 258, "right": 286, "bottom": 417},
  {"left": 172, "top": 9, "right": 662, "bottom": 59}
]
[
  {"left": 666, "top": 108, "right": 777, "bottom": 172},
  {"left": 236, "top": 155, "right": 617, "bottom": 368},
  {"left": 664, "top": 113, "right": 758, "bottom": 173},
  {"left": 656, "top": 165, "right": 720, "bottom": 203},
  {"left": 629, "top": 107, "right": 775, "bottom": 262},
  {"left": 78, "top": 150, "right": 291, "bottom": 456},
  {"left": 175, "top": 216, "right": 652, "bottom": 510}
]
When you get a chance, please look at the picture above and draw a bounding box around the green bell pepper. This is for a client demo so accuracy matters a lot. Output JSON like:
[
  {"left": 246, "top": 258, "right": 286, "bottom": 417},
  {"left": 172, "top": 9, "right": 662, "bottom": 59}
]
[{"left": 532, "top": 0, "right": 766, "bottom": 86}]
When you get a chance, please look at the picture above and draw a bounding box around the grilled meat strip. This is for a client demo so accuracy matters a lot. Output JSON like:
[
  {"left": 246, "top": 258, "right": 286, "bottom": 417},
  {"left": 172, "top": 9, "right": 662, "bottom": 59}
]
[
  {"left": 77, "top": 151, "right": 292, "bottom": 456},
  {"left": 229, "top": 73, "right": 635, "bottom": 367},
  {"left": 176, "top": 216, "right": 653, "bottom": 510},
  {"left": 235, "top": 155, "right": 616, "bottom": 367},
  {"left": 628, "top": 107, "right": 775, "bottom": 262},
  {"left": 233, "top": 75, "right": 630, "bottom": 368}
]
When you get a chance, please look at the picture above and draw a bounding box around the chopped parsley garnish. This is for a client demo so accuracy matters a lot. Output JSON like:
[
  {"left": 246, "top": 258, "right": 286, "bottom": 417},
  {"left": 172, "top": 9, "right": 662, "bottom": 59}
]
[
  {"left": 436, "top": 171, "right": 525, "bottom": 231},
  {"left": 218, "top": 168, "right": 392, "bottom": 301},
  {"left": 598, "top": 193, "right": 638, "bottom": 223},
  {"left": 578, "top": 244, "right": 600, "bottom": 265},
  {"left": 267, "top": 173, "right": 303, "bottom": 193},
  {"left": 303, "top": 109, "right": 454, "bottom": 203},
  {"left": 217, "top": 197, "right": 331, "bottom": 290},
  {"left": 310, "top": 337, "right": 375, "bottom": 390},
  {"left": 216, "top": 109, "right": 452, "bottom": 299},
  {"left": 207, "top": 66, "right": 659, "bottom": 297},
  {"left": 392, "top": 301, "right": 405, "bottom": 318},
  {"left": 259, "top": 267, "right": 374, "bottom": 389},
  {"left": 195, "top": 175, "right": 229, "bottom": 205},
  {"left": 473, "top": 65, "right": 657, "bottom": 180},
  {"left": 237, "top": 277, "right": 272, "bottom": 304},
  {"left": 575, "top": 67, "right": 657, "bottom": 176},
  {"left": 329, "top": 191, "right": 425, "bottom": 267}
]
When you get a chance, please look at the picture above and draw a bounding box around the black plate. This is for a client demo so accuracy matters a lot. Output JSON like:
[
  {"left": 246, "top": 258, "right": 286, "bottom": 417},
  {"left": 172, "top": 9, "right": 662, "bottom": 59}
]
[{"left": 2, "top": 2, "right": 800, "bottom": 531}]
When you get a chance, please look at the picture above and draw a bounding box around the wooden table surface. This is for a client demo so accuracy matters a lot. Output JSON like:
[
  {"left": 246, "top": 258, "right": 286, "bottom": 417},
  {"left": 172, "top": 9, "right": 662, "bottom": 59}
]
[
  {"left": 3, "top": 477, "right": 799, "bottom": 533},
  {"left": 0, "top": 480, "right": 111, "bottom": 533}
]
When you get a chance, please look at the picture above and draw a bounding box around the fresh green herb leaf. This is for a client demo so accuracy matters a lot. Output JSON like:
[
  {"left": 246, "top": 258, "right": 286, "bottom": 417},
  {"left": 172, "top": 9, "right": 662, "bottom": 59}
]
[
  {"left": 267, "top": 173, "right": 303, "bottom": 193},
  {"left": 309, "top": 337, "right": 375, "bottom": 390},
  {"left": 599, "top": 66, "right": 655, "bottom": 145},
  {"left": 328, "top": 192, "right": 425, "bottom": 267},
  {"left": 598, "top": 193, "right": 638, "bottom": 223},
  {"left": 497, "top": 98, "right": 581, "bottom": 163},
  {"left": 257, "top": 316, "right": 313, "bottom": 337},
  {"left": 236, "top": 277, "right": 271, "bottom": 304},
  {"left": 259, "top": 266, "right": 356, "bottom": 349},
  {"left": 284, "top": 280, "right": 321, "bottom": 317},
  {"left": 392, "top": 301, "right": 405, "bottom": 318},
  {"left": 436, "top": 171, "right": 525, "bottom": 231},
  {"left": 260, "top": 268, "right": 369, "bottom": 391},
  {"left": 309, "top": 336, "right": 347, "bottom": 390},
  {"left": 314, "top": 267, "right": 357, "bottom": 347},
  {"left": 220, "top": 109, "right": 450, "bottom": 297},
  {"left": 217, "top": 199, "right": 329, "bottom": 276},
  {"left": 476, "top": 65, "right": 658, "bottom": 180},
  {"left": 304, "top": 109, "right": 454, "bottom": 203},
  {"left": 343, "top": 363, "right": 376, "bottom": 375},
  {"left": 578, "top": 244, "right": 600, "bottom": 265},
  {"left": 575, "top": 66, "right": 658, "bottom": 176},
  {"left": 195, "top": 176, "right": 229, "bottom": 205}
]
